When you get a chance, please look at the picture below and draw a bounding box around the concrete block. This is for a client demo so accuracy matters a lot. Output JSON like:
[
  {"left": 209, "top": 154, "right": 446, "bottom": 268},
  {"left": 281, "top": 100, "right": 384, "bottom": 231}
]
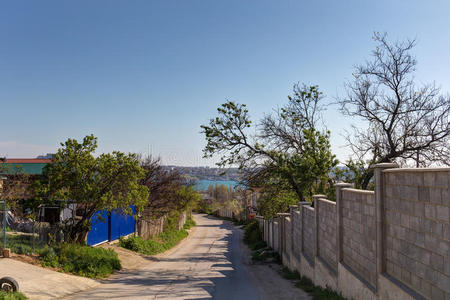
[
  {"left": 435, "top": 172, "right": 449, "bottom": 188},
  {"left": 445, "top": 258, "right": 450, "bottom": 276},
  {"left": 437, "top": 240, "right": 449, "bottom": 257},
  {"left": 420, "top": 279, "right": 432, "bottom": 298},
  {"left": 415, "top": 232, "right": 425, "bottom": 248},
  {"left": 424, "top": 172, "right": 435, "bottom": 187},
  {"left": 436, "top": 205, "right": 450, "bottom": 223},
  {"left": 419, "top": 187, "right": 431, "bottom": 203},
  {"left": 401, "top": 268, "right": 412, "bottom": 285},
  {"left": 430, "top": 188, "right": 443, "bottom": 204},
  {"left": 425, "top": 265, "right": 438, "bottom": 284},
  {"left": 401, "top": 214, "right": 409, "bottom": 228},
  {"left": 425, "top": 204, "right": 436, "bottom": 219},
  {"left": 379, "top": 274, "right": 418, "bottom": 300},
  {"left": 414, "top": 202, "right": 425, "bottom": 218},
  {"left": 431, "top": 285, "right": 445, "bottom": 300},
  {"left": 430, "top": 253, "right": 445, "bottom": 273},
  {"left": 338, "top": 263, "right": 376, "bottom": 300}
]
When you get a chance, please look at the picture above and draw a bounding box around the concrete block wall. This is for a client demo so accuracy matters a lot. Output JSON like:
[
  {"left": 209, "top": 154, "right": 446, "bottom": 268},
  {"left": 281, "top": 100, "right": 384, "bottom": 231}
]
[
  {"left": 284, "top": 217, "right": 293, "bottom": 266},
  {"left": 316, "top": 199, "right": 338, "bottom": 272},
  {"left": 341, "top": 188, "right": 377, "bottom": 289},
  {"left": 292, "top": 209, "right": 302, "bottom": 258},
  {"left": 273, "top": 220, "right": 279, "bottom": 252},
  {"left": 383, "top": 169, "right": 449, "bottom": 299},
  {"left": 302, "top": 206, "right": 316, "bottom": 263},
  {"left": 257, "top": 165, "right": 449, "bottom": 300}
]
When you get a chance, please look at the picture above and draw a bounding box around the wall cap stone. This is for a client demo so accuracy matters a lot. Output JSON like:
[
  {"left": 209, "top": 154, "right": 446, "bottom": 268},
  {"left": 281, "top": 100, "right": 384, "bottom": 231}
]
[
  {"left": 341, "top": 188, "right": 375, "bottom": 195},
  {"left": 316, "top": 198, "right": 336, "bottom": 206},
  {"left": 382, "top": 167, "right": 450, "bottom": 172},
  {"left": 370, "top": 162, "right": 399, "bottom": 169},
  {"left": 334, "top": 182, "right": 354, "bottom": 187},
  {"left": 313, "top": 194, "right": 327, "bottom": 199},
  {"left": 303, "top": 205, "right": 315, "bottom": 212}
]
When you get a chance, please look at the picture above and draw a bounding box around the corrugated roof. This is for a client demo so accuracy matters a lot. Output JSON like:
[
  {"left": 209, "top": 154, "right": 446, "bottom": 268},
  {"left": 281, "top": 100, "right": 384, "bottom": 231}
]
[
  {"left": 0, "top": 158, "right": 52, "bottom": 175},
  {"left": 5, "top": 159, "right": 52, "bottom": 164}
]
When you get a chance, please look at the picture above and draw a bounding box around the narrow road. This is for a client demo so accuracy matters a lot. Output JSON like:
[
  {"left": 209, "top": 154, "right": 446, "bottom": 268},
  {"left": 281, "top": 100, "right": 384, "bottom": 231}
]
[{"left": 63, "top": 214, "right": 308, "bottom": 300}]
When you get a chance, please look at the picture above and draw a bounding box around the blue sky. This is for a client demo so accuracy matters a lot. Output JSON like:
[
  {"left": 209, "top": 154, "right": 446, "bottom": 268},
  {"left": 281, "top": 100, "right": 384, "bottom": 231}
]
[{"left": 2, "top": 1, "right": 449, "bottom": 166}]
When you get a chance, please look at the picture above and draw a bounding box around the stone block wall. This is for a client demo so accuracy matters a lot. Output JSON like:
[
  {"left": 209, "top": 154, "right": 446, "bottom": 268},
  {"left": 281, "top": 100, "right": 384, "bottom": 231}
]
[
  {"left": 384, "top": 169, "right": 450, "bottom": 299},
  {"left": 317, "top": 199, "right": 338, "bottom": 272},
  {"left": 273, "top": 220, "right": 279, "bottom": 252},
  {"left": 341, "top": 189, "right": 377, "bottom": 288},
  {"left": 302, "top": 206, "right": 316, "bottom": 263},
  {"left": 284, "top": 217, "right": 292, "bottom": 264},
  {"left": 258, "top": 166, "right": 449, "bottom": 300},
  {"left": 292, "top": 210, "right": 302, "bottom": 261}
]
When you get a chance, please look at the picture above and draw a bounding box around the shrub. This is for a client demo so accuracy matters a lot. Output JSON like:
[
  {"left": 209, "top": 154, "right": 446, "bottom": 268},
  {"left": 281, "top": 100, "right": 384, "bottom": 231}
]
[
  {"left": 119, "top": 229, "right": 188, "bottom": 256},
  {"left": 0, "top": 292, "right": 27, "bottom": 300},
  {"left": 39, "top": 244, "right": 121, "bottom": 278},
  {"left": 6, "top": 234, "right": 46, "bottom": 255},
  {"left": 243, "top": 221, "right": 261, "bottom": 245},
  {"left": 183, "top": 217, "right": 196, "bottom": 230}
]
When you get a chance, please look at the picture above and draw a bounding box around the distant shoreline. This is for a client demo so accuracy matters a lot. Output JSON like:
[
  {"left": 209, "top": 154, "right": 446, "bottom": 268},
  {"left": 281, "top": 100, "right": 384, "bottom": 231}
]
[{"left": 194, "top": 179, "right": 240, "bottom": 191}]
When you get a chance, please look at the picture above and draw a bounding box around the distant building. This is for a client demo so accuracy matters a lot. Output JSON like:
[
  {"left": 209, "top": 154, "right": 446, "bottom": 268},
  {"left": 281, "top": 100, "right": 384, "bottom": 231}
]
[
  {"left": 0, "top": 158, "right": 52, "bottom": 175},
  {"left": 36, "top": 153, "right": 55, "bottom": 159}
]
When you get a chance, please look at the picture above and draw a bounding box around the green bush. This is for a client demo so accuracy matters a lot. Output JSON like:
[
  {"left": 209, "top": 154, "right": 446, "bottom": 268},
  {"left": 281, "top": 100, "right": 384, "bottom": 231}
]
[
  {"left": 39, "top": 244, "right": 121, "bottom": 278},
  {"left": 183, "top": 217, "right": 196, "bottom": 230},
  {"left": 0, "top": 292, "right": 27, "bottom": 300},
  {"left": 243, "top": 221, "right": 261, "bottom": 245},
  {"left": 294, "top": 275, "right": 346, "bottom": 299},
  {"left": 119, "top": 229, "right": 189, "bottom": 256},
  {"left": 6, "top": 234, "right": 46, "bottom": 255}
]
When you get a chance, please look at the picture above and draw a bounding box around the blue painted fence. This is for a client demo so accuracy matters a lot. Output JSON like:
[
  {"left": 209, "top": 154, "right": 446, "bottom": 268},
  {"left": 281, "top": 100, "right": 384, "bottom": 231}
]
[{"left": 86, "top": 206, "right": 136, "bottom": 246}]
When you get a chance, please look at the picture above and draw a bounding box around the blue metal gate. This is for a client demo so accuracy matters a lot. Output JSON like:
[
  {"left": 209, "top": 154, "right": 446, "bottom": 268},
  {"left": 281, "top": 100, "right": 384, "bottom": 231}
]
[
  {"left": 86, "top": 210, "right": 109, "bottom": 246},
  {"left": 110, "top": 206, "right": 136, "bottom": 241},
  {"left": 87, "top": 206, "right": 136, "bottom": 246}
]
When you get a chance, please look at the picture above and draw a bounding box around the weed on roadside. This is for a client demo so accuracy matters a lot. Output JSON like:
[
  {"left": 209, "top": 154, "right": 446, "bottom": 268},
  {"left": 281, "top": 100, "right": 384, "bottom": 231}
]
[
  {"left": 293, "top": 275, "right": 346, "bottom": 300},
  {"left": 0, "top": 291, "right": 27, "bottom": 300},
  {"left": 39, "top": 244, "right": 121, "bottom": 278}
]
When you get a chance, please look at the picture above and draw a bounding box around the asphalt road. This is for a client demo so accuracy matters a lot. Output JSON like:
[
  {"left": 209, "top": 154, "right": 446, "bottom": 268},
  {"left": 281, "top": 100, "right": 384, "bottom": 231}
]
[{"left": 63, "top": 214, "right": 309, "bottom": 300}]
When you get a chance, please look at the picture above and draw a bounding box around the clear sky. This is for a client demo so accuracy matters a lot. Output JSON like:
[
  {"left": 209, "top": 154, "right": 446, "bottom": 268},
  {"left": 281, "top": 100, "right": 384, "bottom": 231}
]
[{"left": 2, "top": 1, "right": 449, "bottom": 166}]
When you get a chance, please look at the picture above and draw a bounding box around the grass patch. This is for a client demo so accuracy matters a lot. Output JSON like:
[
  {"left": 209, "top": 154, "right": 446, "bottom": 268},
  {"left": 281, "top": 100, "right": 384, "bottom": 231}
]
[
  {"left": 293, "top": 275, "right": 346, "bottom": 299},
  {"left": 183, "top": 217, "right": 196, "bottom": 230},
  {"left": 6, "top": 233, "right": 120, "bottom": 278},
  {"left": 243, "top": 221, "right": 261, "bottom": 246},
  {"left": 39, "top": 243, "right": 121, "bottom": 278},
  {"left": 5, "top": 234, "right": 47, "bottom": 255},
  {"left": 280, "top": 266, "right": 301, "bottom": 280},
  {"left": 0, "top": 292, "right": 27, "bottom": 300},
  {"left": 119, "top": 218, "right": 195, "bottom": 255}
]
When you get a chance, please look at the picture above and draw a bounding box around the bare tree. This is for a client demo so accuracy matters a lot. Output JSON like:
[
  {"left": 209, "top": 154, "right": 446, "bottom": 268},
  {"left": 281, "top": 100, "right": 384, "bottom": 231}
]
[
  {"left": 139, "top": 155, "right": 194, "bottom": 218},
  {"left": 338, "top": 32, "right": 450, "bottom": 189}
]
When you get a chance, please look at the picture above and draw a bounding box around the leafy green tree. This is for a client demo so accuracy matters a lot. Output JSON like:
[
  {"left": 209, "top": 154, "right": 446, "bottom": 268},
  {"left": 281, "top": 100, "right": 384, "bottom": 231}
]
[
  {"left": 34, "top": 135, "right": 149, "bottom": 243},
  {"left": 201, "top": 84, "right": 337, "bottom": 212}
]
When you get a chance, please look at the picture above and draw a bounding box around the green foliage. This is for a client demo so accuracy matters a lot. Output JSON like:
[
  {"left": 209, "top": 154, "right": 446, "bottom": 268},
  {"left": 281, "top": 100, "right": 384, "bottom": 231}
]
[
  {"left": 33, "top": 135, "right": 149, "bottom": 243},
  {"left": 201, "top": 85, "right": 338, "bottom": 215},
  {"left": 281, "top": 266, "right": 301, "bottom": 280},
  {"left": 39, "top": 243, "right": 121, "bottom": 278},
  {"left": 119, "top": 229, "right": 188, "bottom": 256},
  {"left": 0, "top": 292, "right": 27, "bottom": 300},
  {"left": 6, "top": 234, "right": 46, "bottom": 255},
  {"left": 294, "top": 275, "right": 346, "bottom": 299},
  {"left": 183, "top": 217, "right": 196, "bottom": 230},
  {"left": 120, "top": 214, "right": 194, "bottom": 255},
  {"left": 258, "top": 190, "right": 298, "bottom": 219},
  {"left": 243, "top": 221, "right": 262, "bottom": 246}
]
